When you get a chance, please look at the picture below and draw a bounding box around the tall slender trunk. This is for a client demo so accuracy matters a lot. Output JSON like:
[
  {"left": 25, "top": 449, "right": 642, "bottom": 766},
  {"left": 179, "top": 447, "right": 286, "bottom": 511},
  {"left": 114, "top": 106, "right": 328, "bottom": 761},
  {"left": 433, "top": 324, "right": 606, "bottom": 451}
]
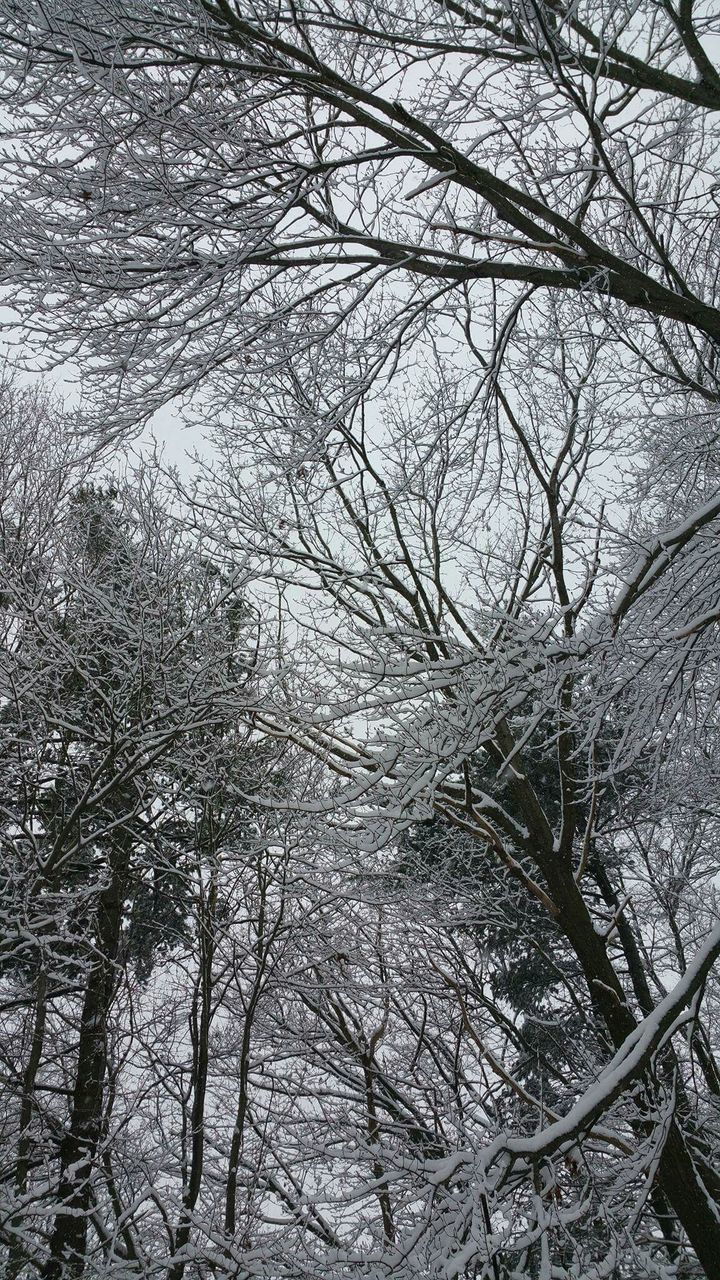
[
  {"left": 166, "top": 864, "right": 216, "bottom": 1280},
  {"left": 8, "top": 966, "right": 47, "bottom": 1280},
  {"left": 223, "top": 1003, "right": 256, "bottom": 1238},
  {"left": 41, "top": 839, "right": 130, "bottom": 1280},
  {"left": 363, "top": 1057, "right": 395, "bottom": 1244},
  {"left": 225, "top": 851, "right": 284, "bottom": 1240}
]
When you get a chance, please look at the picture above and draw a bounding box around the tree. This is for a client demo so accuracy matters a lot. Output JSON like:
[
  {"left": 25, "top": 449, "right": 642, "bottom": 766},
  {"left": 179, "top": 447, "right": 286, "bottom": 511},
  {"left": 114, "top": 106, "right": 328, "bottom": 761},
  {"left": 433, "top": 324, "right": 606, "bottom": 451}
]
[
  {"left": 1, "top": 2, "right": 720, "bottom": 1275},
  {"left": 0, "top": 388, "right": 281, "bottom": 1277}
]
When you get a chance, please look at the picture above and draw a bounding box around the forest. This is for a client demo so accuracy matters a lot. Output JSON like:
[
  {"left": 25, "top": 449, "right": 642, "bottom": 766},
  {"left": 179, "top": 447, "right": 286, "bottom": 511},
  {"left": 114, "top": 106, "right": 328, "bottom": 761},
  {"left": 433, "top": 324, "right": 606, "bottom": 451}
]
[{"left": 0, "top": 1, "right": 719, "bottom": 1277}]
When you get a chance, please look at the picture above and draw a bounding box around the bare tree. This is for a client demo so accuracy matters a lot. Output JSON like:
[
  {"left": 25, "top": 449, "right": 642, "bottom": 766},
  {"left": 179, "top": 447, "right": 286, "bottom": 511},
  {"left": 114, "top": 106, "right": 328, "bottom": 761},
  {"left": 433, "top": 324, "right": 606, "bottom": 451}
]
[{"left": 0, "top": 2, "right": 719, "bottom": 1275}]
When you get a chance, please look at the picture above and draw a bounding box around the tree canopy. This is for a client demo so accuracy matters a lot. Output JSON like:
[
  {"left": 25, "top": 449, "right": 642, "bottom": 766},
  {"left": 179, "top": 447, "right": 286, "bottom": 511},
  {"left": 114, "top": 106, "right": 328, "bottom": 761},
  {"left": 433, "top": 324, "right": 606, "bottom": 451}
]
[{"left": 0, "top": 3, "right": 719, "bottom": 1277}]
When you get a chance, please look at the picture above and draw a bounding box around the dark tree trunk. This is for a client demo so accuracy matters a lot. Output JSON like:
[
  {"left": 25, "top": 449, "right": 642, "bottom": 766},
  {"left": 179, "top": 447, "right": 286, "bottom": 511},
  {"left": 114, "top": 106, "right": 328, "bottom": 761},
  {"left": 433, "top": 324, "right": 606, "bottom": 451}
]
[
  {"left": 8, "top": 966, "right": 47, "bottom": 1280},
  {"left": 549, "top": 863, "right": 720, "bottom": 1278},
  {"left": 41, "top": 839, "right": 130, "bottom": 1280}
]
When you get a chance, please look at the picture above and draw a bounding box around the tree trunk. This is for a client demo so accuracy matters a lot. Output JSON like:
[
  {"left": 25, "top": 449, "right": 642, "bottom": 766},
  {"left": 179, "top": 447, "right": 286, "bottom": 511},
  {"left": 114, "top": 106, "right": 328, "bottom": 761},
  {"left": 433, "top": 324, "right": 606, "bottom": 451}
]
[
  {"left": 41, "top": 840, "right": 130, "bottom": 1280},
  {"left": 166, "top": 861, "right": 216, "bottom": 1280},
  {"left": 8, "top": 966, "right": 47, "bottom": 1280},
  {"left": 551, "top": 866, "right": 720, "bottom": 1277}
]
